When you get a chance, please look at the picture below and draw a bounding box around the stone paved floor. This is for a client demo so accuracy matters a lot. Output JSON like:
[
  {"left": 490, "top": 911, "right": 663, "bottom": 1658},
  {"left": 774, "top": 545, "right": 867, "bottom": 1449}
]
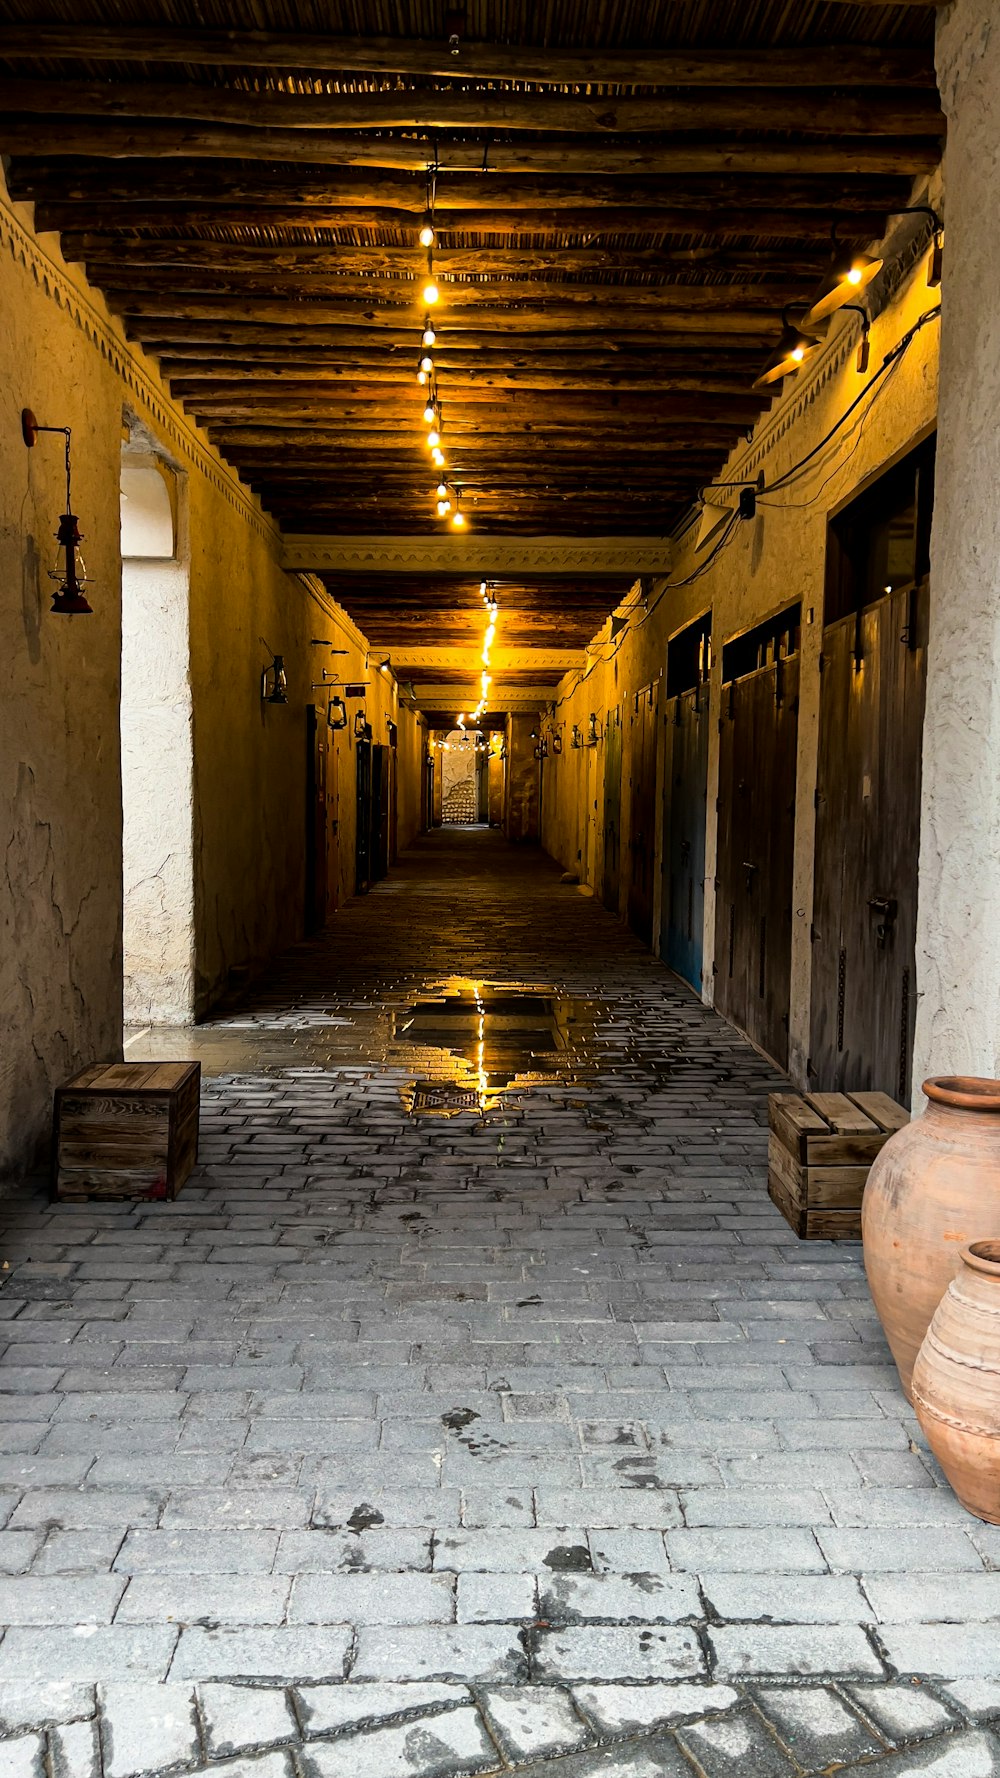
[{"left": 1, "top": 828, "right": 999, "bottom": 1777}]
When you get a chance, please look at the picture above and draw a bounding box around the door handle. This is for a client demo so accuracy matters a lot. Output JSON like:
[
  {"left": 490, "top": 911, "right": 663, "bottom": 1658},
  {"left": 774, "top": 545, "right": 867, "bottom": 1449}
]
[
  {"left": 868, "top": 895, "right": 897, "bottom": 948},
  {"left": 742, "top": 860, "right": 759, "bottom": 894}
]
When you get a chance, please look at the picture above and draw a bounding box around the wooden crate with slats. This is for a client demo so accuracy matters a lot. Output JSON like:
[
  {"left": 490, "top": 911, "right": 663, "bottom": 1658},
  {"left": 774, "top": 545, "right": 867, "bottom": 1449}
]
[
  {"left": 53, "top": 1061, "right": 200, "bottom": 1201},
  {"left": 767, "top": 1090, "right": 908, "bottom": 1240}
]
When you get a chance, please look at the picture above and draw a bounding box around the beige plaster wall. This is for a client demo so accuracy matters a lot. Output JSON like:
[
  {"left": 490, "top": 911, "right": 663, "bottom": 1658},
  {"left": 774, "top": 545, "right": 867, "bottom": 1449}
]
[
  {"left": 543, "top": 219, "right": 942, "bottom": 1085},
  {"left": 0, "top": 188, "right": 126, "bottom": 1181},
  {"left": 911, "top": 0, "right": 1000, "bottom": 1089},
  {"left": 505, "top": 714, "right": 541, "bottom": 842},
  {"left": 0, "top": 172, "right": 424, "bottom": 1180},
  {"left": 396, "top": 705, "right": 426, "bottom": 853}
]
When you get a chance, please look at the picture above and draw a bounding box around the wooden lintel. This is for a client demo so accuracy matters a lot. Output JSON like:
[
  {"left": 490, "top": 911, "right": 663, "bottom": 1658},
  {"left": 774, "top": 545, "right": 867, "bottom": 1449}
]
[{"left": 281, "top": 535, "right": 675, "bottom": 574}]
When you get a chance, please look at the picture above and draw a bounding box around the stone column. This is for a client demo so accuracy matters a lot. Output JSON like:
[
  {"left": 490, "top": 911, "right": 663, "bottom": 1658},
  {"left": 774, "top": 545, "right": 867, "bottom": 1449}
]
[{"left": 913, "top": 0, "right": 1000, "bottom": 1088}]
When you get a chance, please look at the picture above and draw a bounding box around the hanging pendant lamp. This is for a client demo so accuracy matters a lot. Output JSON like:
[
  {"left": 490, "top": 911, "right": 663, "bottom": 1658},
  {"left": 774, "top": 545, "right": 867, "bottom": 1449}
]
[{"left": 752, "top": 308, "right": 825, "bottom": 392}]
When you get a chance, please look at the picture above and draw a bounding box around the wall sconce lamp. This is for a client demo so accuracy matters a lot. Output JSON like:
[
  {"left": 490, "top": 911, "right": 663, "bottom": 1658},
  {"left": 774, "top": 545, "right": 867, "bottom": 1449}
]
[
  {"left": 570, "top": 724, "right": 583, "bottom": 750},
  {"left": 891, "top": 205, "right": 944, "bottom": 288},
  {"left": 804, "top": 223, "right": 883, "bottom": 328},
  {"left": 837, "top": 304, "right": 873, "bottom": 373},
  {"left": 260, "top": 640, "right": 287, "bottom": 704},
  {"left": 533, "top": 736, "right": 549, "bottom": 760},
  {"left": 327, "top": 696, "right": 348, "bottom": 731},
  {"left": 586, "top": 712, "right": 603, "bottom": 746},
  {"left": 752, "top": 307, "right": 825, "bottom": 392},
  {"left": 21, "top": 407, "right": 93, "bottom": 613},
  {"left": 354, "top": 709, "right": 370, "bottom": 740},
  {"left": 551, "top": 731, "right": 564, "bottom": 755}
]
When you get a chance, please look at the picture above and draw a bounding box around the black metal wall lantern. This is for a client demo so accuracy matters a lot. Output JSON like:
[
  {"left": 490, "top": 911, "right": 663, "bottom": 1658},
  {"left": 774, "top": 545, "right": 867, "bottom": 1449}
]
[
  {"left": 327, "top": 696, "right": 348, "bottom": 731},
  {"left": 354, "top": 709, "right": 371, "bottom": 740},
  {"left": 21, "top": 407, "right": 92, "bottom": 614},
  {"left": 260, "top": 641, "right": 287, "bottom": 704}
]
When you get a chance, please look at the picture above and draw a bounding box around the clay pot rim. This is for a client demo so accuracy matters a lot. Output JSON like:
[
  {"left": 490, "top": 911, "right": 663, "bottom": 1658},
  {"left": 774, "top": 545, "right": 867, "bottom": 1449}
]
[
  {"left": 963, "top": 1240, "right": 1000, "bottom": 1277},
  {"left": 924, "top": 1076, "right": 1000, "bottom": 1112}
]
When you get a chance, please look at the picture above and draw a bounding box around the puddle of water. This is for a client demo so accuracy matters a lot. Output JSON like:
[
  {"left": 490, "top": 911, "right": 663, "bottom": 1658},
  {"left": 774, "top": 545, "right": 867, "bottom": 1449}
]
[{"left": 126, "top": 979, "right": 613, "bottom": 1110}]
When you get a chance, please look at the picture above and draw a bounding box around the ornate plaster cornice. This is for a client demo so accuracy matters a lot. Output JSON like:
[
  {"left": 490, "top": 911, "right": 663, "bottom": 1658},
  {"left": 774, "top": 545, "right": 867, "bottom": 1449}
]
[
  {"left": 0, "top": 181, "right": 281, "bottom": 550},
  {"left": 282, "top": 536, "right": 675, "bottom": 576},
  {"left": 385, "top": 647, "right": 582, "bottom": 671}
]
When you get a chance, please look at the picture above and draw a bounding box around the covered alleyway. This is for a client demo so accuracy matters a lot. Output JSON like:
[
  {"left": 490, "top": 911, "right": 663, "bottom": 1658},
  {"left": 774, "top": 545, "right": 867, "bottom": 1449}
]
[{"left": 0, "top": 829, "right": 998, "bottom": 1775}]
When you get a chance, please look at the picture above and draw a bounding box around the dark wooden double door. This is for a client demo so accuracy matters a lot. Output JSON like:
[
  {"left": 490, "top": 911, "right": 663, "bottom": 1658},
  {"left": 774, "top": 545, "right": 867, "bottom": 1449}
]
[
  {"left": 305, "top": 707, "right": 340, "bottom": 932},
  {"left": 810, "top": 582, "right": 928, "bottom": 1103},
  {"left": 356, "top": 739, "right": 392, "bottom": 895},
  {"left": 715, "top": 655, "right": 799, "bottom": 1069},
  {"left": 660, "top": 685, "right": 710, "bottom": 993}
]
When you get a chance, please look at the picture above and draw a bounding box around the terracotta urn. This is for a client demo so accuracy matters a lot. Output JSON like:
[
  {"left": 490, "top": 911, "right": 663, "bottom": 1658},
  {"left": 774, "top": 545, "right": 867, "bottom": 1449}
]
[
  {"left": 912, "top": 1241, "right": 1000, "bottom": 1524},
  {"left": 862, "top": 1077, "right": 1000, "bottom": 1401}
]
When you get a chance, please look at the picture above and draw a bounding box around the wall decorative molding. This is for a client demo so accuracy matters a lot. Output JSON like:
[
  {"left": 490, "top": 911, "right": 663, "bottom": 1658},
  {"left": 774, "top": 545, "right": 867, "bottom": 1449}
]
[
  {"left": 388, "top": 647, "right": 581, "bottom": 670},
  {"left": 282, "top": 536, "right": 675, "bottom": 576},
  {"left": 0, "top": 186, "right": 282, "bottom": 552}
]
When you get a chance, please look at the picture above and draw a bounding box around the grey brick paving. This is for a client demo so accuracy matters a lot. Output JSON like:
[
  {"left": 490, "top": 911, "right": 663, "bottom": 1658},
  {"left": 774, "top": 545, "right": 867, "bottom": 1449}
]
[{"left": 0, "top": 829, "right": 994, "bottom": 1776}]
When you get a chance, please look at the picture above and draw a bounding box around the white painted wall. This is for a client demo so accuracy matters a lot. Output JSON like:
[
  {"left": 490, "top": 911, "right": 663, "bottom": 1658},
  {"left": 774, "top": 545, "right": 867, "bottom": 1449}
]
[
  {"left": 121, "top": 451, "right": 195, "bottom": 1024},
  {"left": 911, "top": 0, "right": 1000, "bottom": 1091}
]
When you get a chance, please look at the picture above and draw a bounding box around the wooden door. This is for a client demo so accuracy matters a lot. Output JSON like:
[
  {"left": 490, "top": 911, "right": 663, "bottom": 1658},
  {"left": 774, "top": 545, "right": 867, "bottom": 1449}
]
[
  {"left": 355, "top": 738, "right": 372, "bottom": 894},
  {"left": 305, "top": 708, "right": 340, "bottom": 931},
  {"left": 627, "top": 686, "right": 659, "bottom": 946},
  {"left": 810, "top": 582, "right": 928, "bottom": 1102},
  {"left": 715, "top": 654, "right": 799, "bottom": 1068},
  {"left": 661, "top": 684, "right": 710, "bottom": 992},
  {"left": 371, "top": 743, "right": 391, "bottom": 882},
  {"left": 602, "top": 705, "right": 623, "bottom": 913}
]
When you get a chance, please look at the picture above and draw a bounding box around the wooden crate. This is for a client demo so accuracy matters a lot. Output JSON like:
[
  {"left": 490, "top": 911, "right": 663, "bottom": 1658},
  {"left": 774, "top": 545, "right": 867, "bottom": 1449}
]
[
  {"left": 768, "top": 1089, "right": 908, "bottom": 1240},
  {"left": 53, "top": 1061, "right": 200, "bottom": 1201}
]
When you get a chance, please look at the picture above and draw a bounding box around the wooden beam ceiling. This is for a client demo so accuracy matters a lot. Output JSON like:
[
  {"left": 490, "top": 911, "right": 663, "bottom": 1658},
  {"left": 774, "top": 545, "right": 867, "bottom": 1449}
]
[{"left": 0, "top": 1, "right": 939, "bottom": 711}]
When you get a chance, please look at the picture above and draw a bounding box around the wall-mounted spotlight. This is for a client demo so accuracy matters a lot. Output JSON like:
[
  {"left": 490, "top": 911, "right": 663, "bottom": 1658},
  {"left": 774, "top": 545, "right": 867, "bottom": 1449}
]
[
  {"left": 21, "top": 407, "right": 93, "bottom": 613},
  {"left": 752, "top": 307, "right": 825, "bottom": 392},
  {"left": 327, "top": 696, "right": 348, "bottom": 730},
  {"left": 804, "top": 223, "right": 883, "bottom": 328},
  {"left": 260, "top": 640, "right": 287, "bottom": 704}
]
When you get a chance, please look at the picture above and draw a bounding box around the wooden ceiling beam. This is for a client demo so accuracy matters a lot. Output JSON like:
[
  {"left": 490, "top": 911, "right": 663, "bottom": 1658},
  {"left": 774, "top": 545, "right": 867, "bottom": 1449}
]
[
  {"left": 118, "top": 298, "right": 793, "bottom": 333},
  {"left": 0, "top": 28, "right": 938, "bottom": 85},
  {"left": 10, "top": 164, "right": 913, "bottom": 212},
  {"left": 63, "top": 239, "right": 832, "bottom": 277},
  {"left": 182, "top": 394, "right": 765, "bottom": 421},
  {"left": 0, "top": 80, "right": 943, "bottom": 138},
  {"left": 36, "top": 203, "right": 893, "bottom": 241},
  {"left": 105, "top": 276, "right": 813, "bottom": 310},
  {"left": 0, "top": 121, "right": 940, "bottom": 177},
  {"left": 132, "top": 324, "right": 778, "bottom": 351},
  {"left": 167, "top": 370, "right": 760, "bottom": 395},
  {"left": 216, "top": 429, "right": 731, "bottom": 451}
]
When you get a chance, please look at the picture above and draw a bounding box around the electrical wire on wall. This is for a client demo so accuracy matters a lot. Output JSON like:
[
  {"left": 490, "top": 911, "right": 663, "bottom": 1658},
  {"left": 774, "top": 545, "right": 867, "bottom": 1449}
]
[{"left": 552, "top": 302, "right": 943, "bottom": 712}]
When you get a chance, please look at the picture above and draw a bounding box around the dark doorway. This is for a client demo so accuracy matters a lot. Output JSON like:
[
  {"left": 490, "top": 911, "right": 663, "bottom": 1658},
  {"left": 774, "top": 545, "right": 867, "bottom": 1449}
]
[
  {"left": 602, "top": 705, "right": 623, "bottom": 914},
  {"left": 305, "top": 707, "right": 339, "bottom": 932},
  {"left": 715, "top": 607, "right": 800, "bottom": 1068},
  {"left": 810, "top": 437, "right": 934, "bottom": 1103},
  {"left": 661, "top": 614, "right": 712, "bottom": 992},
  {"left": 372, "top": 742, "right": 391, "bottom": 883},
  {"left": 356, "top": 737, "right": 373, "bottom": 894},
  {"left": 627, "top": 683, "right": 659, "bottom": 946}
]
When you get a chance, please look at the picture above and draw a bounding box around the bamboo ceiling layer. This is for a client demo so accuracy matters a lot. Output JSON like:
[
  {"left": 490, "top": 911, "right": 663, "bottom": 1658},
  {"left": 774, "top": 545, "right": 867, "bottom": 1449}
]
[{"left": 0, "top": 0, "right": 940, "bottom": 701}]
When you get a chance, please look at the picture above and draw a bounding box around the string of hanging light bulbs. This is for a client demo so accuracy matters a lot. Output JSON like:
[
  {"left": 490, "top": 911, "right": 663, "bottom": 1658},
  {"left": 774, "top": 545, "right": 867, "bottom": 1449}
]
[
  {"left": 460, "top": 580, "right": 498, "bottom": 727},
  {"left": 415, "top": 164, "right": 467, "bottom": 531}
]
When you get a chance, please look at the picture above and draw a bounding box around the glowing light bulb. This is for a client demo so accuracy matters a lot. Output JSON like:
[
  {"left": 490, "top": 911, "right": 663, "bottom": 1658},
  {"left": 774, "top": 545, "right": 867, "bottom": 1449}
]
[
  {"left": 436, "top": 499, "right": 450, "bottom": 517},
  {"left": 423, "top": 401, "right": 436, "bottom": 424},
  {"left": 436, "top": 482, "right": 448, "bottom": 499},
  {"left": 451, "top": 509, "right": 466, "bottom": 529},
  {"left": 427, "top": 427, "right": 440, "bottom": 449},
  {"left": 417, "top": 368, "right": 428, "bottom": 386},
  {"left": 432, "top": 448, "right": 445, "bottom": 467},
  {"left": 847, "top": 265, "right": 863, "bottom": 286},
  {"left": 791, "top": 345, "right": 806, "bottom": 363},
  {"left": 420, "top": 353, "right": 434, "bottom": 373},
  {"left": 423, "top": 281, "right": 440, "bottom": 306},
  {"left": 422, "top": 324, "right": 436, "bottom": 346},
  {"left": 419, "top": 218, "right": 436, "bottom": 248}
]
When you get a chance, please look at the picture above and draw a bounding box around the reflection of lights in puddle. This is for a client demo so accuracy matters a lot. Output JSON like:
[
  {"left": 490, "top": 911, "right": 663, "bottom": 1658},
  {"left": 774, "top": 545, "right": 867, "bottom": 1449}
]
[{"left": 396, "top": 979, "right": 595, "bottom": 1115}]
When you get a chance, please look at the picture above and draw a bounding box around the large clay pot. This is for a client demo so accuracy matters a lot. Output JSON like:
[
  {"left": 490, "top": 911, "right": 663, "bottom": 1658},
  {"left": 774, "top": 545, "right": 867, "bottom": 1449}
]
[
  {"left": 862, "top": 1077, "right": 1000, "bottom": 1401},
  {"left": 912, "top": 1241, "right": 1000, "bottom": 1524}
]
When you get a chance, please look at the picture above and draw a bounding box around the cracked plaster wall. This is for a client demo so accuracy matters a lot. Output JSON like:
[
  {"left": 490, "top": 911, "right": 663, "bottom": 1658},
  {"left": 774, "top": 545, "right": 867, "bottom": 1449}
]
[
  {"left": 0, "top": 189, "right": 125, "bottom": 1183},
  {"left": 910, "top": 0, "right": 1000, "bottom": 1089},
  {"left": 542, "top": 216, "right": 942, "bottom": 1092},
  {"left": 0, "top": 170, "right": 426, "bottom": 1179}
]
